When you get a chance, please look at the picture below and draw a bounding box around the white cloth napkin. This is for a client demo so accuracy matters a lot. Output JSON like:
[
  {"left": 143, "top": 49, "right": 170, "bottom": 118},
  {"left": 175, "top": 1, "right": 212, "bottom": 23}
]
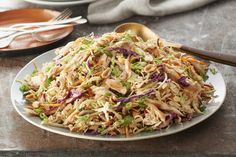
[{"left": 88, "top": 0, "right": 217, "bottom": 24}]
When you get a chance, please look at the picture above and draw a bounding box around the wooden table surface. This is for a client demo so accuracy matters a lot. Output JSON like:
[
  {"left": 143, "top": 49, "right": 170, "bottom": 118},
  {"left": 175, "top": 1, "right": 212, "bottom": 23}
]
[{"left": 1, "top": 0, "right": 236, "bottom": 156}]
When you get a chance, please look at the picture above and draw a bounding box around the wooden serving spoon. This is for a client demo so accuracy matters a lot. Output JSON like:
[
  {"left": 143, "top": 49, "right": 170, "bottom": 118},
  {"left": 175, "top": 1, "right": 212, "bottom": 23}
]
[{"left": 115, "top": 22, "right": 236, "bottom": 67}]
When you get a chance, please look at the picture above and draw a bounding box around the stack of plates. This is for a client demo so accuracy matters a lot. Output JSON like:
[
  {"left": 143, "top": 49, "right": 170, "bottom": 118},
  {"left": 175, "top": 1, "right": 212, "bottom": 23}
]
[{"left": 24, "top": 0, "right": 97, "bottom": 6}]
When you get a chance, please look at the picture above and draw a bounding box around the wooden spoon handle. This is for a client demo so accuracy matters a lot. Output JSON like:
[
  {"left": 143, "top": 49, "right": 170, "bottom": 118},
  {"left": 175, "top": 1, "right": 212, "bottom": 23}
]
[
  {"left": 168, "top": 42, "right": 236, "bottom": 67},
  {"left": 180, "top": 45, "right": 236, "bottom": 66}
]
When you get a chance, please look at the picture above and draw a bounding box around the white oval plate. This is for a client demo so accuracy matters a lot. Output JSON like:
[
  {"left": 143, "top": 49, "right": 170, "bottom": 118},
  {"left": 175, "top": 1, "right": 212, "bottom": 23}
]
[
  {"left": 24, "top": 0, "right": 96, "bottom": 6},
  {"left": 11, "top": 48, "right": 226, "bottom": 141}
]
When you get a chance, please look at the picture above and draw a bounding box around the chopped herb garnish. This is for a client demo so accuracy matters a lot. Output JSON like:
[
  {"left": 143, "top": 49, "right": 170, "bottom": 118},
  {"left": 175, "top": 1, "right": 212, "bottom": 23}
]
[
  {"left": 154, "top": 58, "right": 162, "bottom": 65},
  {"left": 104, "top": 92, "right": 112, "bottom": 97},
  {"left": 81, "top": 62, "right": 87, "bottom": 68},
  {"left": 31, "top": 69, "right": 38, "bottom": 76},
  {"left": 116, "top": 115, "right": 133, "bottom": 126},
  {"left": 103, "top": 50, "right": 113, "bottom": 57},
  {"left": 199, "top": 105, "right": 206, "bottom": 112},
  {"left": 76, "top": 115, "right": 90, "bottom": 123},
  {"left": 125, "top": 102, "right": 133, "bottom": 110},
  {"left": 94, "top": 47, "right": 103, "bottom": 55},
  {"left": 122, "top": 31, "right": 134, "bottom": 41},
  {"left": 98, "top": 127, "right": 106, "bottom": 133},
  {"left": 122, "top": 35, "right": 133, "bottom": 41},
  {"left": 111, "top": 66, "right": 122, "bottom": 77},
  {"left": 210, "top": 68, "right": 217, "bottom": 75},
  {"left": 202, "top": 74, "right": 209, "bottom": 81},
  {"left": 19, "top": 84, "right": 29, "bottom": 92},
  {"left": 131, "top": 62, "right": 146, "bottom": 74},
  {"left": 167, "top": 54, "right": 175, "bottom": 60},
  {"left": 39, "top": 113, "right": 48, "bottom": 121},
  {"left": 137, "top": 96, "right": 147, "bottom": 108},
  {"left": 82, "top": 37, "right": 94, "bottom": 45},
  {"left": 123, "top": 116, "right": 133, "bottom": 125},
  {"left": 34, "top": 108, "right": 43, "bottom": 114},
  {"left": 45, "top": 63, "right": 54, "bottom": 72},
  {"left": 121, "top": 81, "right": 131, "bottom": 89},
  {"left": 44, "top": 77, "right": 53, "bottom": 88},
  {"left": 134, "top": 47, "right": 145, "bottom": 56},
  {"left": 144, "top": 127, "right": 155, "bottom": 132}
]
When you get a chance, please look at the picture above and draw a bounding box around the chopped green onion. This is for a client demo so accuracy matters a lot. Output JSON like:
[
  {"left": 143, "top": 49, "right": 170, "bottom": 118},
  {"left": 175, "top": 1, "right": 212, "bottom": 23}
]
[
  {"left": 154, "top": 58, "right": 162, "bottom": 65},
  {"left": 117, "top": 115, "right": 133, "bottom": 126},
  {"left": 125, "top": 102, "right": 133, "bottom": 110},
  {"left": 39, "top": 113, "right": 48, "bottom": 121},
  {"left": 121, "top": 81, "right": 131, "bottom": 89},
  {"left": 137, "top": 96, "right": 147, "bottom": 108},
  {"left": 82, "top": 37, "right": 94, "bottom": 45},
  {"left": 31, "top": 69, "right": 38, "bottom": 77},
  {"left": 122, "top": 116, "right": 133, "bottom": 126},
  {"left": 134, "top": 47, "right": 145, "bottom": 56},
  {"left": 44, "top": 77, "right": 53, "bottom": 88},
  {"left": 131, "top": 62, "right": 146, "bottom": 74},
  {"left": 98, "top": 127, "right": 106, "bottom": 133},
  {"left": 210, "top": 68, "right": 217, "bottom": 75},
  {"left": 202, "top": 74, "right": 209, "bottom": 81},
  {"left": 167, "top": 54, "right": 175, "bottom": 60},
  {"left": 103, "top": 50, "right": 113, "bottom": 57},
  {"left": 122, "top": 31, "right": 134, "bottom": 41},
  {"left": 76, "top": 115, "right": 90, "bottom": 123},
  {"left": 45, "top": 63, "right": 54, "bottom": 72},
  {"left": 34, "top": 108, "right": 43, "bottom": 114},
  {"left": 19, "top": 84, "right": 29, "bottom": 92},
  {"left": 144, "top": 127, "right": 155, "bottom": 132},
  {"left": 199, "top": 105, "right": 206, "bottom": 112},
  {"left": 81, "top": 62, "right": 87, "bottom": 68},
  {"left": 104, "top": 92, "right": 112, "bottom": 97},
  {"left": 111, "top": 66, "right": 122, "bottom": 77}
]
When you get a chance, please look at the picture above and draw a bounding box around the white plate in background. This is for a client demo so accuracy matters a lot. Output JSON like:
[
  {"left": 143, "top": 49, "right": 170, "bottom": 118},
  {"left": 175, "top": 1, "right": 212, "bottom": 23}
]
[{"left": 24, "top": 0, "right": 96, "bottom": 6}]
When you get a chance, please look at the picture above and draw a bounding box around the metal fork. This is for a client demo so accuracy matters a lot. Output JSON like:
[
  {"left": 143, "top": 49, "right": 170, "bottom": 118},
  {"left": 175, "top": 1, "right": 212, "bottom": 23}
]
[
  {"left": 32, "top": 18, "right": 87, "bottom": 42},
  {"left": 0, "top": 25, "right": 72, "bottom": 48},
  {"left": 49, "top": 8, "right": 72, "bottom": 22},
  {"left": 0, "top": 18, "right": 87, "bottom": 48},
  {"left": 0, "top": 8, "right": 72, "bottom": 38}
]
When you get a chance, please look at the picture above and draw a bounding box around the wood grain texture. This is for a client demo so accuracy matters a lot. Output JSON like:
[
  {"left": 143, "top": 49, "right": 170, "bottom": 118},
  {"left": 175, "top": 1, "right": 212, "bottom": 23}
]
[{"left": 0, "top": 0, "right": 236, "bottom": 156}]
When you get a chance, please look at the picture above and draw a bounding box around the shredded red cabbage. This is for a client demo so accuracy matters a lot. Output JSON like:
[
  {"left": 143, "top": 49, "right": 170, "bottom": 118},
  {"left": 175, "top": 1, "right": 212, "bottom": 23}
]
[
  {"left": 47, "top": 106, "right": 58, "bottom": 111},
  {"left": 42, "top": 93, "right": 46, "bottom": 101},
  {"left": 181, "top": 113, "right": 193, "bottom": 122},
  {"left": 186, "top": 114, "right": 193, "bottom": 121},
  {"left": 57, "top": 89, "right": 83, "bottom": 103},
  {"left": 108, "top": 47, "right": 139, "bottom": 56},
  {"left": 57, "top": 92, "right": 69, "bottom": 103},
  {"left": 150, "top": 73, "right": 165, "bottom": 82},
  {"left": 87, "top": 60, "right": 92, "bottom": 69},
  {"left": 158, "top": 64, "right": 165, "bottom": 71},
  {"left": 68, "top": 89, "right": 82, "bottom": 98},
  {"left": 176, "top": 76, "right": 190, "bottom": 87},
  {"left": 117, "top": 89, "right": 155, "bottom": 103},
  {"left": 165, "top": 112, "right": 178, "bottom": 120}
]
